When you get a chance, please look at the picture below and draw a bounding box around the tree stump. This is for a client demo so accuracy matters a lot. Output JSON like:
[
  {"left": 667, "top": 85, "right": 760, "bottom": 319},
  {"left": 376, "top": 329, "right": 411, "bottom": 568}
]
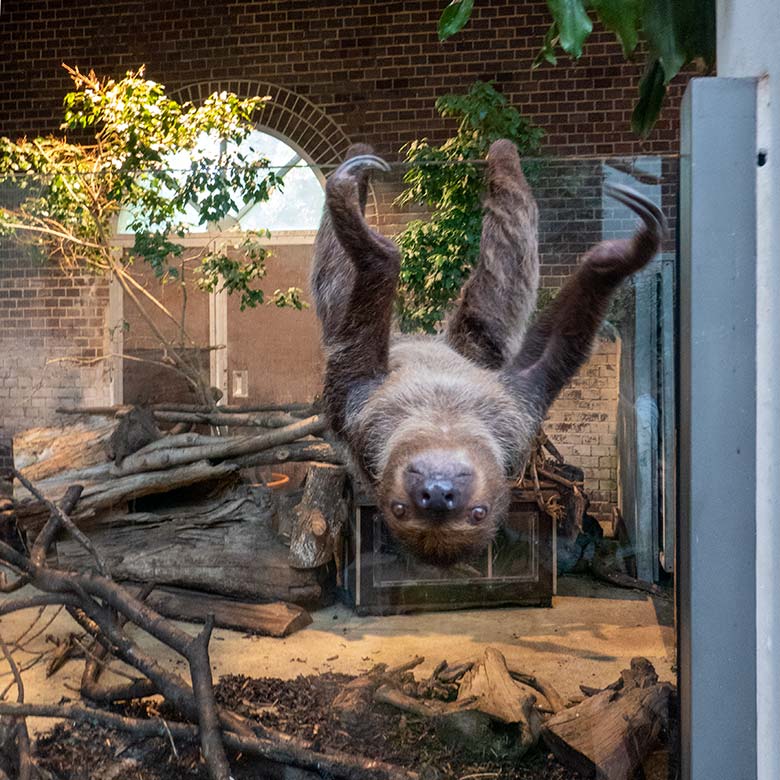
[
  {"left": 288, "top": 464, "right": 347, "bottom": 569},
  {"left": 542, "top": 657, "right": 674, "bottom": 780}
]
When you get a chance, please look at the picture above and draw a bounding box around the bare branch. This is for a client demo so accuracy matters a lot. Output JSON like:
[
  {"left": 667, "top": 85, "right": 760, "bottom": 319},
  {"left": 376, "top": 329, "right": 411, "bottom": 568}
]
[
  {"left": 0, "top": 638, "right": 34, "bottom": 780},
  {"left": 188, "top": 615, "right": 230, "bottom": 780}
]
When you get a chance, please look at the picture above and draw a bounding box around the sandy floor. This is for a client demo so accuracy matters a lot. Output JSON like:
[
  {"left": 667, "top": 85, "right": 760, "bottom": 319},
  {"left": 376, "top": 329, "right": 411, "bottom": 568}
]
[{"left": 0, "top": 574, "right": 674, "bottom": 738}]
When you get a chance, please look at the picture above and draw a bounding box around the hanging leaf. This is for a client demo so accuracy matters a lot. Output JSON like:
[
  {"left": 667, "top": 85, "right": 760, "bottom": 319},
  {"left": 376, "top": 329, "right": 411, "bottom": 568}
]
[
  {"left": 438, "top": 0, "right": 475, "bottom": 42},
  {"left": 532, "top": 23, "right": 560, "bottom": 69},
  {"left": 546, "top": 0, "right": 592, "bottom": 58},
  {"left": 643, "top": 0, "right": 686, "bottom": 83},
  {"left": 631, "top": 59, "right": 666, "bottom": 137},
  {"left": 590, "top": 0, "right": 640, "bottom": 58}
]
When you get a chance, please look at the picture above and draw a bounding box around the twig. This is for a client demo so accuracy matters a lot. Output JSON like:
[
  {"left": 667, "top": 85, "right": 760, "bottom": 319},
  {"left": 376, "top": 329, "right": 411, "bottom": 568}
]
[
  {"left": 0, "top": 638, "right": 34, "bottom": 780},
  {"left": 14, "top": 475, "right": 106, "bottom": 576},
  {"left": 509, "top": 671, "right": 566, "bottom": 713},
  {"left": 162, "top": 718, "right": 180, "bottom": 759}
]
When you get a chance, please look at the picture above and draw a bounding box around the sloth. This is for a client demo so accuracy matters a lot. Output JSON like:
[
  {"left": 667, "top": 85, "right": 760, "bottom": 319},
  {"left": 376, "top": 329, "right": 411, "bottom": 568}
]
[{"left": 311, "top": 140, "right": 664, "bottom": 566}]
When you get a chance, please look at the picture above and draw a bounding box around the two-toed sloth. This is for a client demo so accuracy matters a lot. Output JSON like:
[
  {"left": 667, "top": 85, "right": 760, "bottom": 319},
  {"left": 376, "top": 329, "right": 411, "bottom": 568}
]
[{"left": 311, "top": 140, "right": 664, "bottom": 566}]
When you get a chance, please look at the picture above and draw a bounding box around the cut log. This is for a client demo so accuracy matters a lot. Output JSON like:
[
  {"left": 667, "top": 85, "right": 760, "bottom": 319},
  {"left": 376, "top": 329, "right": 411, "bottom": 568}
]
[
  {"left": 55, "top": 487, "right": 334, "bottom": 607},
  {"left": 288, "top": 464, "right": 348, "bottom": 569},
  {"left": 140, "top": 587, "right": 312, "bottom": 637},
  {"left": 13, "top": 419, "right": 116, "bottom": 482},
  {"left": 542, "top": 657, "right": 674, "bottom": 780}
]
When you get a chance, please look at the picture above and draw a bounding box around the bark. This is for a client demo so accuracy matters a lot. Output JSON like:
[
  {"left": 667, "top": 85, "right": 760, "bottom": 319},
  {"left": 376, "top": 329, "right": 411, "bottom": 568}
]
[
  {"left": 16, "top": 460, "right": 240, "bottom": 531},
  {"left": 113, "top": 415, "right": 326, "bottom": 476},
  {"left": 55, "top": 488, "right": 333, "bottom": 607},
  {"left": 542, "top": 657, "right": 674, "bottom": 780},
  {"left": 141, "top": 587, "right": 312, "bottom": 637},
  {"left": 288, "top": 464, "right": 348, "bottom": 569}
]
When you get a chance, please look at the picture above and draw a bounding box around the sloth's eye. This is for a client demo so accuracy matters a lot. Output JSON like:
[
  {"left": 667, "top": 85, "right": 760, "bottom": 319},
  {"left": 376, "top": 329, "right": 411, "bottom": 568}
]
[
  {"left": 391, "top": 502, "right": 407, "bottom": 518},
  {"left": 470, "top": 506, "right": 488, "bottom": 523}
]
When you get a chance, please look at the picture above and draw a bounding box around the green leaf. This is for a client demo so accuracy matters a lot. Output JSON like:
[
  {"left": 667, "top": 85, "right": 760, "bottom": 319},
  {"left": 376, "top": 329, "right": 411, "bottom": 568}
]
[
  {"left": 590, "top": 0, "right": 640, "bottom": 57},
  {"left": 631, "top": 59, "right": 667, "bottom": 137},
  {"left": 533, "top": 23, "right": 559, "bottom": 69},
  {"left": 643, "top": 0, "right": 686, "bottom": 83},
  {"left": 438, "top": 0, "right": 475, "bottom": 42},
  {"left": 546, "top": 0, "right": 592, "bottom": 58}
]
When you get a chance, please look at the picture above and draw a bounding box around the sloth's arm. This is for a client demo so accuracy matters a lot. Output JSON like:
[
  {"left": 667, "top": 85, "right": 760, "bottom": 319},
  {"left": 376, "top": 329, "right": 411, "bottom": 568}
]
[
  {"left": 446, "top": 139, "right": 540, "bottom": 369},
  {"left": 505, "top": 185, "right": 666, "bottom": 418},
  {"left": 318, "top": 154, "right": 400, "bottom": 435}
]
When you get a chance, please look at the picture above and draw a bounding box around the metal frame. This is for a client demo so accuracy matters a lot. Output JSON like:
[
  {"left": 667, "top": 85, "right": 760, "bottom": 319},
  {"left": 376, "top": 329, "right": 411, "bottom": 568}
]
[{"left": 678, "top": 77, "right": 757, "bottom": 780}]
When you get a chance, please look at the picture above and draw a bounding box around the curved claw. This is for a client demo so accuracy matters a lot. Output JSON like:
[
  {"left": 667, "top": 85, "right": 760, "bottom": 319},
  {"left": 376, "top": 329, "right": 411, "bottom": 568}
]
[
  {"left": 605, "top": 183, "right": 668, "bottom": 239},
  {"left": 334, "top": 153, "right": 391, "bottom": 178}
]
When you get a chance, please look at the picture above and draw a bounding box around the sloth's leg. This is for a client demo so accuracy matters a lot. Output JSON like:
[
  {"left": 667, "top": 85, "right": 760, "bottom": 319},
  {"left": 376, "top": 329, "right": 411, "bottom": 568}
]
[
  {"left": 445, "top": 139, "right": 539, "bottom": 369},
  {"left": 312, "top": 151, "right": 401, "bottom": 436},
  {"left": 504, "top": 185, "right": 666, "bottom": 418},
  {"left": 310, "top": 144, "right": 375, "bottom": 341}
]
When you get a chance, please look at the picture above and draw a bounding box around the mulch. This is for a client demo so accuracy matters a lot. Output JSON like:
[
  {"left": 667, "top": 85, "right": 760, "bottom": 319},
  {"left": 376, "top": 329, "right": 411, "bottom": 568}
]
[{"left": 33, "top": 671, "right": 587, "bottom": 780}]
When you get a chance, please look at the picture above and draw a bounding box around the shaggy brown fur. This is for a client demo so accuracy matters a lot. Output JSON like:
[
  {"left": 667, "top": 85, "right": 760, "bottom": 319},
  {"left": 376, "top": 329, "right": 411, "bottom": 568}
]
[{"left": 311, "top": 140, "right": 664, "bottom": 566}]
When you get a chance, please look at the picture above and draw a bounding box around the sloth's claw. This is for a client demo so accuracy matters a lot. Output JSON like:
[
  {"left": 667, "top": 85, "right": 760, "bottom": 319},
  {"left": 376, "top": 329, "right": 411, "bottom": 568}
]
[
  {"left": 335, "top": 154, "right": 391, "bottom": 178},
  {"left": 605, "top": 183, "right": 667, "bottom": 238}
]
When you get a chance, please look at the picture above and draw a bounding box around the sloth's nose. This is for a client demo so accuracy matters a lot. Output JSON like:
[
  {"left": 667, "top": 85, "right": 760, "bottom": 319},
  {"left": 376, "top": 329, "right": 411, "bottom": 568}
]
[
  {"left": 416, "top": 478, "right": 458, "bottom": 512},
  {"left": 404, "top": 458, "right": 473, "bottom": 514}
]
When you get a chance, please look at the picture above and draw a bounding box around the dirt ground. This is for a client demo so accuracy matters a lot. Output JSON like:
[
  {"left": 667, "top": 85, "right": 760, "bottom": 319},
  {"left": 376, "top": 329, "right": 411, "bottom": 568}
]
[{"left": 34, "top": 671, "right": 590, "bottom": 780}]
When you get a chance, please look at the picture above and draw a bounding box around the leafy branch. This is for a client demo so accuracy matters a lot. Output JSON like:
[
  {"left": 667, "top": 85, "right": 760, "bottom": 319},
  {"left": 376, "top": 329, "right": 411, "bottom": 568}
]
[
  {"left": 437, "top": 0, "right": 716, "bottom": 136},
  {"left": 0, "top": 65, "right": 305, "bottom": 407},
  {"left": 395, "top": 81, "right": 542, "bottom": 332}
]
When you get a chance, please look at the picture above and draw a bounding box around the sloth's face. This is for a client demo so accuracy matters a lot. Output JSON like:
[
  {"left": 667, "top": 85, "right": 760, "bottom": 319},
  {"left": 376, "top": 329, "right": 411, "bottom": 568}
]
[{"left": 377, "top": 436, "right": 509, "bottom": 566}]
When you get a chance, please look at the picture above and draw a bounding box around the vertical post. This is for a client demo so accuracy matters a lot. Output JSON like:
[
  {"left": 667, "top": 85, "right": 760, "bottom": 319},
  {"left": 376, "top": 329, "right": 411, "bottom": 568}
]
[
  {"left": 107, "top": 272, "right": 124, "bottom": 406},
  {"left": 678, "top": 77, "right": 757, "bottom": 780},
  {"left": 209, "top": 289, "right": 228, "bottom": 403}
]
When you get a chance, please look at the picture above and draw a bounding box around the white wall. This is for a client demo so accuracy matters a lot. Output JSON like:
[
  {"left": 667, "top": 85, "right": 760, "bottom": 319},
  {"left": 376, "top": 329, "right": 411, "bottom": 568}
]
[{"left": 716, "top": 5, "right": 780, "bottom": 779}]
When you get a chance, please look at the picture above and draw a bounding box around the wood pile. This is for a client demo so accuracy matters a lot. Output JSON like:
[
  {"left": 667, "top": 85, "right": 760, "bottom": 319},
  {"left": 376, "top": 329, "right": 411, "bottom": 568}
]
[{"left": 11, "top": 402, "right": 351, "bottom": 623}]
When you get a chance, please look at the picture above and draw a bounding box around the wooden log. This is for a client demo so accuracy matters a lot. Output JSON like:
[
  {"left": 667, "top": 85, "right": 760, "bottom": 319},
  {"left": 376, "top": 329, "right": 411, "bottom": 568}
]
[
  {"left": 56, "top": 402, "right": 315, "bottom": 416},
  {"left": 288, "top": 464, "right": 348, "bottom": 569},
  {"left": 140, "top": 587, "right": 312, "bottom": 637},
  {"left": 236, "top": 441, "right": 343, "bottom": 469},
  {"left": 13, "top": 419, "right": 116, "bottom": 482},
  {"left": 55, "top": 487, "right": 334, "bottom": 607},
  {"left": 153, "top": 410, "right": 300, "bottom": 428},
  {"left": 16, "top": 460, "right": 240, "bottom": 531},
  {"left": 542, "top": 657, "right": 674, "bottom": 780},
  {"left": 113, "top": 415, "right": 327, "bottom": 476}
]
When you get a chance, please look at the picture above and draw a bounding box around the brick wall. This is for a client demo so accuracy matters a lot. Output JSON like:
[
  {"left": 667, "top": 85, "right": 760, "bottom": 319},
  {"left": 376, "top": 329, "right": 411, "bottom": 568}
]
[
  {"left": 0, "top": 240, "right": 112, "bottom": 436},
  {"left": 0, "top": 0, "right": 688, "bottom": 157},
  {"left": 0, "top": 0, "right": 686, "bottom": 517},
  {"left": 546, "top": 337, "right": 620, "bottom": 518}
]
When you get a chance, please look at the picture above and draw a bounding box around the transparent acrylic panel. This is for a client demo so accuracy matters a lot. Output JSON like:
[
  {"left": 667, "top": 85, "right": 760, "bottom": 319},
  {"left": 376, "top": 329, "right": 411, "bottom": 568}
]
[{"left": 0, "top": 155, "right": 679, "bottom": 780}]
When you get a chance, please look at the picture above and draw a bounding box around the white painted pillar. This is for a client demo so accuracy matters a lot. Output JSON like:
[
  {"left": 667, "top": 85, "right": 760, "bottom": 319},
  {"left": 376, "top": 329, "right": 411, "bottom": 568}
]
[{"left": 717, "top": 5, "right": 780, "bottom": 778}]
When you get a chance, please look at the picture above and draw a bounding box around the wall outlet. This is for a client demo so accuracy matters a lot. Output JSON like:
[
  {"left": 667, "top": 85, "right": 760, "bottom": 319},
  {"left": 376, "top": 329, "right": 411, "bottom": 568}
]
[{"left": 232, "top": 369, "right": 249, "bottom": 398}]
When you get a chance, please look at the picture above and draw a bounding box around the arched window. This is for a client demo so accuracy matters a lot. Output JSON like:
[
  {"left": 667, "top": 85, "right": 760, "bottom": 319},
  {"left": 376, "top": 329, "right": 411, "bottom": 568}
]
[{"left": 117, "top": 128, "right": 324, "bottom": 234}]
